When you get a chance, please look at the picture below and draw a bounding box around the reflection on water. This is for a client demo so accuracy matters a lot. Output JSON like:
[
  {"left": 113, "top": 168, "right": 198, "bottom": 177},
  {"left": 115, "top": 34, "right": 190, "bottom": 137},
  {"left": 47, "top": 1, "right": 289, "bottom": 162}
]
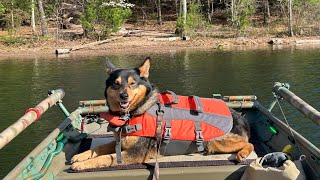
[{"left": 0, "top": 47, "right": 320, "bottom": 178}]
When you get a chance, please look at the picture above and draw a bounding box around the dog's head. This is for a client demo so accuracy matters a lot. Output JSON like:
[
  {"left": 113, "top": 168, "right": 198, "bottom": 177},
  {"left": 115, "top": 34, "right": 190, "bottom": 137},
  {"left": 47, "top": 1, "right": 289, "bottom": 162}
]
[{"left": 104, "top": 57, "right": 153, "bottom": 114}]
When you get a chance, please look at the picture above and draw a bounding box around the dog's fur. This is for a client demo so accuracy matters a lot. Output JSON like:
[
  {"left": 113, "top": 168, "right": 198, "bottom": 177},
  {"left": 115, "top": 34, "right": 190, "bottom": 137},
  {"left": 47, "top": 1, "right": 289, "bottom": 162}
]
[{"left": 71, "top": 57, "right": 254, "bottom": 170}]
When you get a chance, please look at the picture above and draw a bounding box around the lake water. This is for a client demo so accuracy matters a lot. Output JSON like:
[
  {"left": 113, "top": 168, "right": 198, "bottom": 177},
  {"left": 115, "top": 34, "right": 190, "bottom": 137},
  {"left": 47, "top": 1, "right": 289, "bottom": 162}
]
[{"left": 0, "top": 46, "right": 320, "bottom": 178}]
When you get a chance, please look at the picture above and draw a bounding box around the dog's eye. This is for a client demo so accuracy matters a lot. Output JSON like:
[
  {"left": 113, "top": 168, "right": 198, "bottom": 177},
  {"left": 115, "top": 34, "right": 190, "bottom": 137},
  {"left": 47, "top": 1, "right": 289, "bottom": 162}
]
[
  {"left": 130, "top": 82, "right": 136, "bottom": 85},
  {"left": 112, "top": 81, "right": 121, "bottom": 89}
]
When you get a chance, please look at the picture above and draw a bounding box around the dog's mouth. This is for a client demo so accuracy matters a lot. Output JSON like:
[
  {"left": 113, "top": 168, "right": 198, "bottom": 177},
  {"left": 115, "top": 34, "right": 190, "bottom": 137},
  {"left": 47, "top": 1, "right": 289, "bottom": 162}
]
[{"left": 119, "top": 101, "right": 130, "bottom": 110}]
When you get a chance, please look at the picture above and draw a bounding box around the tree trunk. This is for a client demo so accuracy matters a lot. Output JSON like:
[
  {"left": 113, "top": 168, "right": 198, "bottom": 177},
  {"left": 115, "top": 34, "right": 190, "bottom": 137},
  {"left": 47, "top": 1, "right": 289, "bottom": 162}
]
[
  {"left": 288, "top": 0, "right": 293, "bottom": 36},
  {"left": 175, "top": 0, "right": 187, "bottom": 37},
  {"left": 157, "top": 0, "right": 162, "bottom": 24},
  {"left": 181, "top": 0, "right": 187, "bottom": 36},
  {"left": 207, "top": 0, "right": 211, "bottom": 22},
  {"left": 11, "top": 0, "right": 14, "bottom": 30},
  {"left": 38, "top": 0, "right": 48, "bottom": 36},
  {"left": 175, "top": 0, "right": 178, "bottom": 17},
  {"left": 31, "top": 0, "right": 36, "bottom": 33},
  {"left": 231, "top": 0, "right": 234, "bottom": 23}
]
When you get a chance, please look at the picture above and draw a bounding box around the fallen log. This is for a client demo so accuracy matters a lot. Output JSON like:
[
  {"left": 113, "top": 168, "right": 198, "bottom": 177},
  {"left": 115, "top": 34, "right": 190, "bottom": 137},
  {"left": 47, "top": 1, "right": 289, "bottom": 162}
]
[
  {"left": 295, "top": 40, "right": 320, "bottom": 44},
  {"left": 56, "top": 48, "right": 71, "bottom": 54},
  {"left": 147, "top": 36, "right": 181, "bottom": 41},
  {"left": 55, "top": 36, "right": 122, "bottom": 54}
]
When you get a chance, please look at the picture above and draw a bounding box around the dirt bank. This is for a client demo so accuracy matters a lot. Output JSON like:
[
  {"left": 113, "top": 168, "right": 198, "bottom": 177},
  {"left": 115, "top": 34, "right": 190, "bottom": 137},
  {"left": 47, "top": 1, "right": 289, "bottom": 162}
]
[{"left": 1, "top": 22, "right": 320, "bottom": 59}]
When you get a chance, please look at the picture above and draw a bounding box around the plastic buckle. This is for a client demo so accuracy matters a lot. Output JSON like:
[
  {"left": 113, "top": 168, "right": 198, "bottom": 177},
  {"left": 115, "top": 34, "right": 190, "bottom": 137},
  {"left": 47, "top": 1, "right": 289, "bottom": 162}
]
[
  {"left": 163, "top": 127, "right": 171, "bottom": 143},
  {"left": 196, "top": 130, "right": 204, "bottom": 141},
  {"left": 124, "top": 124, "right": 141, "bottom": 133},
  {"left": 195, "top": 130, "right": 204, "bottom": 152}
]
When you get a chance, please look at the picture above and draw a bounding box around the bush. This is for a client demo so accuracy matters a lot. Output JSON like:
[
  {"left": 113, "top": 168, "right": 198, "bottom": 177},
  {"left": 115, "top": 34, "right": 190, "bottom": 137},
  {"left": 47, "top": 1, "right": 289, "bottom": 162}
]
[
  {"left": 0, "top": 3, "right": 5, "bottom": 15},
  {"left": 176, "top": 0, "right": 209, "bottom": 37},
  {"left": 0, "top": 35, "right": 53, "bottom": 46},
  {"left": 81, "top": 0, "right": 133, "bottom": 39},
  {"left": 232, "top": 0, "right": 255, "bottom": 35}
]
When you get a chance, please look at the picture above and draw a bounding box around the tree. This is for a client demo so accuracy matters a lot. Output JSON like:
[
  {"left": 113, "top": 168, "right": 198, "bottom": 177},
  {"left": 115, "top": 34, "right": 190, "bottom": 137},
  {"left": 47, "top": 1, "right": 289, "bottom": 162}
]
[
  {"left": 11, "top": 0, "right": 14, "bottom": 30},
  {"left": 37, "top": 0, "right": 48, "bottom": 36},
  {"left": 263, "top": 0, "right": 270, "bottom": 27},
  {"left": 157, "top": 0, "right": 162, "bottom": 24},
  {"left": 207, "top": 0, "right": 212, "bottom": 22},
  {"left": 31, "top": 0, "right": 36, "bottom": 33},
  {"left": 229, "top": 0, "right": 255, "bottom": 34},
  {"left": 288, "top": 0, "right": 293, "bottom": 36},
  {"left": 178, "top": 0, "right": 187, "bottom": 36}
]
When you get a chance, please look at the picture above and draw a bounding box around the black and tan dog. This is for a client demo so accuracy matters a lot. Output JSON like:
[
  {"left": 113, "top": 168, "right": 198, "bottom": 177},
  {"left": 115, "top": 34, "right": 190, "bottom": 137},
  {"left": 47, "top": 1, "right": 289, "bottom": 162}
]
[{"left": 70, "top": 57, "right": 254, "bottom": 170}]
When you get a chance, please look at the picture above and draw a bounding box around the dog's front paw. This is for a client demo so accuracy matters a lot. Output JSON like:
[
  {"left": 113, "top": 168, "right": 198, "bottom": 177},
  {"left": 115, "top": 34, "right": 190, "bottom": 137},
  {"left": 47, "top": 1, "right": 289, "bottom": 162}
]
[
  {"left": 236, "top": 150, "right": 249, "bottom": 162},
  {"left": 71, "top": 151, "right": 92, "bottom": 163},
  {"left": 71, "top": 162, "right": 90, "bottom": 171}
]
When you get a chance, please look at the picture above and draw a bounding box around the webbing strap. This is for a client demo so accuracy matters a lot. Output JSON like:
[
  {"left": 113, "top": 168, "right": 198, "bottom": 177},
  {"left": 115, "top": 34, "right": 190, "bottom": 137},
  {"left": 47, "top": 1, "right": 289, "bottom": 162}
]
[
  {"left": 115, "top": 127, "right": 123, "bottom": 164},
  {"left": 107, "top": 124, "right": 121, "bottom": 132},
  {"left": 153, "top": 103, "right": 164, "bottom": 180},
  {"left": 163, "top": 90, "right": 179, "bottom": 105},
  {"left": 195, "top": 121, "right": 204, "bottom": 152},
  {"left": 191, "top": 96, "right": 204, "bottom": 113}
]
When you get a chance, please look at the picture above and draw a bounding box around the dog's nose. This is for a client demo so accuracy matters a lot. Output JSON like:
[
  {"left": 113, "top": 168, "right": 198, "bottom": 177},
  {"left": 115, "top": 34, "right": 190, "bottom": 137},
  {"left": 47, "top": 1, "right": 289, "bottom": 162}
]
[{"left": 120, "top": 92, "right": 129, "bottom": 100}]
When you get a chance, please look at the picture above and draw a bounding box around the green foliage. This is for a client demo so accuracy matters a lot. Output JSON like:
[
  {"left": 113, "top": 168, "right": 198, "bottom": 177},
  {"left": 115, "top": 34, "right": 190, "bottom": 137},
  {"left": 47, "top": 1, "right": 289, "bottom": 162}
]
[
  {"left": 81, "top": 0, "right": 98, "bottom": 37},
  {"left": 2, "top": 9, "right": 30, "bottom": 30},
  {"left": 291, "top": 0, "right": 320, "bottom": 36},
  {"left": 176, "top": 15, "right": 184, "bottom": 35},
  {"left": 176, "top": 0, "right": 209, "bottom": 37},
  {"left": 306, "top": 0, "right": 320, "bottom": 5},
  {"left": 0, "top": 0, "right": 32, "bottom": 31},
  {"left": 0, "top": 3, "right": 5, "bottom": 15},
  {"left": 98, "top": 6, "right": 131, "bottom": 36},
  {"left": 233, "top": 0, "right": 255, "bottom": 34},
  {"left": 81, "top": 0, "right": 133, "bottom": 39},
  {"left": 0, "top": 35, "right": 53, "bottom": 46}
]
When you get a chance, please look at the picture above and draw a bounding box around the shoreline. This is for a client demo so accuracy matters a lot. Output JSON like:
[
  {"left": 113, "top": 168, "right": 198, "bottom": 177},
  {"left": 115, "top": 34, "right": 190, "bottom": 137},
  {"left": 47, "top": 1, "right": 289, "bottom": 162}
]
[{"left": 1, "top": 35, "right": 320, "bottom": 60}]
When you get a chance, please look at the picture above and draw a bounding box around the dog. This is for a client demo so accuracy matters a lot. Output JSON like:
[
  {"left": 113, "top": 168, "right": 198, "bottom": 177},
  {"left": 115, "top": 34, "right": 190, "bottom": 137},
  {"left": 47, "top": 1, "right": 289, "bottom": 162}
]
[{"left": 70, "top": 57, "right": 254, "bottom": 170}]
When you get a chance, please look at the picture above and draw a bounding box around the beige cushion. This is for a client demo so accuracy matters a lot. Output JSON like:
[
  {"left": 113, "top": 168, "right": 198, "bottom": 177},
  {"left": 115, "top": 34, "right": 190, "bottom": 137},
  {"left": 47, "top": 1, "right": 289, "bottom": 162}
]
[{"left": 241, "top": 158, "right": 306, "bottom": 180}]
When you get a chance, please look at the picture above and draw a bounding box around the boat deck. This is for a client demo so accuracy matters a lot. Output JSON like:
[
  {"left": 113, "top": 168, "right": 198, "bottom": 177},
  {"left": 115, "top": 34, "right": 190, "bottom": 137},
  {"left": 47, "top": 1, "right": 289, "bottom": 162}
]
[{"left": 54, "top": 122, "right": 259, "bottom": 180}]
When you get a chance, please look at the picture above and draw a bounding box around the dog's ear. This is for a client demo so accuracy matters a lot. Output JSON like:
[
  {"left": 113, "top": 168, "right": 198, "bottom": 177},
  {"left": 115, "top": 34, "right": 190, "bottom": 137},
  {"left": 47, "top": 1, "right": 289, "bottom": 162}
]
[
  {"left": 105, "top": 58, "right": 115, "bottom": 74},
  {"left": 138, "top": 57, "right": 151, "bottom": 79}
]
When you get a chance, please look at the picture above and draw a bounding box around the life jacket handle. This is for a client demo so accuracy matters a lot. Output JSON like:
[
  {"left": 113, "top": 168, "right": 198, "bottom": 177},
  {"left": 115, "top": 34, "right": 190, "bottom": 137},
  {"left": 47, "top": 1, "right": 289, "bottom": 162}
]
[
  {"left": 190, "top": 95, "right": 204, "bottom": 113},
  {"left": 161, "top": 91, "right": 204, "bottom": 113},
  {"left": 162, "top": 90, "right": 179, "bottom": 105}
]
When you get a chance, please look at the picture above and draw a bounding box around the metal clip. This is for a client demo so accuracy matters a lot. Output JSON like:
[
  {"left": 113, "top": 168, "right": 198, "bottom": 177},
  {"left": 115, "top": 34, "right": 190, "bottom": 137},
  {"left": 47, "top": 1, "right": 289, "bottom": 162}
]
[{"left": 119, "top": 112, "right": 130, "bottom": 121}]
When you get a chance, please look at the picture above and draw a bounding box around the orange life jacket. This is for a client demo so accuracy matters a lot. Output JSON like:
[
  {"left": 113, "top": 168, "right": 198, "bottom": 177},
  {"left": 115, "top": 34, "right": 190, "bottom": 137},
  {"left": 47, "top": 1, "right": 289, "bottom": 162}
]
[{"left": 100, "top": 91, "right": 233, "bottom": 154}]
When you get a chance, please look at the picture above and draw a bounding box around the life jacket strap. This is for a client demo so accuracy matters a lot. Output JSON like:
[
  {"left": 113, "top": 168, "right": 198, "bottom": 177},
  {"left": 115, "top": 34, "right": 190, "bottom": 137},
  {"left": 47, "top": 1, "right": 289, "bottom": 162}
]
[
  {"left": 163, "top": 90, "right": 179, "bottom": 106},
  {"left": 153, "top": 103, "right": 164, "bottom": 180},
  {"left": 116, "top": 127, "right": 123, "bottom": 164},
  {"left": 195, "top": 121, "right": 204, "bottom": 152},
  {"left": 190, "top": 95, "right": 204, "bottom": 113},
  {"left": 107, "top": 124, "right": 121, "bottom": 132}
]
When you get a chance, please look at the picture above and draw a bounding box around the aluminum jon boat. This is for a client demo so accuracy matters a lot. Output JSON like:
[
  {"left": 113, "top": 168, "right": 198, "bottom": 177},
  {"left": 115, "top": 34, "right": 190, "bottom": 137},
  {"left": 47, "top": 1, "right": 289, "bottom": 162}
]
[{"left": 1, "top": 82, "right": 319, "bottom": 179}]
